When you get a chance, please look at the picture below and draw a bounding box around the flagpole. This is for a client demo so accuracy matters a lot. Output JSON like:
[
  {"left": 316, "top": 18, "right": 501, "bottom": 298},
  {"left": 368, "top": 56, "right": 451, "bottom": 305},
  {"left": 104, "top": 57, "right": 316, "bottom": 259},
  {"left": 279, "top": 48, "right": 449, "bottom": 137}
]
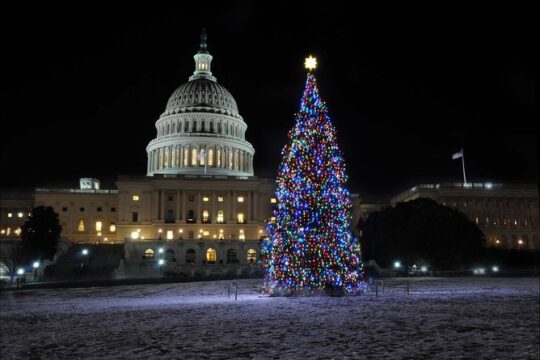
[{"left": 461, "top": 148, "right": 467, "bottom": 185}]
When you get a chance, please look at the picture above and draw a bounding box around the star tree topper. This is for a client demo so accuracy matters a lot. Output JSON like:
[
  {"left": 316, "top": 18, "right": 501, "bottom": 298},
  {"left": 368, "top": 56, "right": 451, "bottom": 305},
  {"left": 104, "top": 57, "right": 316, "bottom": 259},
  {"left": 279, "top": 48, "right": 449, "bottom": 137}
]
[{"left": 304, "top": 55, "right": 317, "bottom": 71}]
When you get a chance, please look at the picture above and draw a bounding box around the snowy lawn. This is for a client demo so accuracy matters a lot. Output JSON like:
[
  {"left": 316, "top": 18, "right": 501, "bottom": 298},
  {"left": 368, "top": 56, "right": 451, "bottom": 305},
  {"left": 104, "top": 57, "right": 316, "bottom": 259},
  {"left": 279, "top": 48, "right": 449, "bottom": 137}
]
[{"left": 1, "top": 277, "right": 538, "bottom": 359}]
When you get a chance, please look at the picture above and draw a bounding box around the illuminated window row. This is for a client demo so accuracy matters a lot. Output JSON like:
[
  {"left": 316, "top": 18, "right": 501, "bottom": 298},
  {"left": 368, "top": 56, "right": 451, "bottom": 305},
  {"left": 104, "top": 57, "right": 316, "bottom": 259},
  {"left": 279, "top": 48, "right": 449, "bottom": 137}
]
[
  {"left": 77, "top": 220, "right": 116, "bottom": 233},
  {"left": 149, "top": 145, "right": 253, "bottom": 173},
  {"left": 141, "top": 247, "right": 258, "bottom": 264}
]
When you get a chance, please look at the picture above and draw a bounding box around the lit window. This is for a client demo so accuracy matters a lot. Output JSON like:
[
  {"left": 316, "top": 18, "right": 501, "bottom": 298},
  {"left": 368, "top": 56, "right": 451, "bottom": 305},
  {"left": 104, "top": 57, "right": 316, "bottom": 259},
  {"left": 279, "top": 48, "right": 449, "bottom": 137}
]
[
  {"left": 217, "top": 210, "right": 224, "bottom": 224},
  {"left": 132, "top": 195, "right": 140, "bottom": 201},
  {"left": 17, "top": 212, "right": 23, "bottom": 218},
  {"left": 203, "top": 230, "right": 210, "bottom": 236},
  {"left": 167, "top": 230, "right": 173, "bottom": 240},
  {"left": 270, "top": 216, "right": 276, "bottom": 223},
  {"left": 218, "top": 196, "right": 224, "bottom": 202},
  {"left": 202, "top": 210, "right": 210, "bottom": 223},
  {"left": 270, "top": 197, "right": 277, "bottom": 204},
  {"left": 247, "top": 249, "right": 257, "bottom": 263},
  {"left": 237, "top": 196, "right": 244, "bottom": 203},
  {"left": 78, "top": 219, "right": 85, "bottom": 232},
  {"left": 237, "top": 213, "right": 245, "bottom": 224},
  {"left": 95, "top": 221, "right": 102, "bottom": 232},
  {"left": 191, "top": 148, "right": 197, "bottom": 166},
  {"left": 109, "top": 223, "right": 116, "bottom": 232},
  {"left": 144, "top": 249, "right": 154, "bottom": 259},
  {"left": 183, "top": 147, "right": 189, "bottom": 166},
  {"left": 199, "top": 149, "right": 205, "bottom": 166},
  {"left": 14, "top": 227, "right": 21, "bottom": 236},
  {"left": 239, "top": 230, "right": 245, "bottom": 240},
  {"left": 206, "top": 248, "right": 217, "bottom": 263},
  {"left": 203, "top": 197, "right": 209, "bottom": 202},
  {"left": 208, "top": 148, "right": 214, "bottom": 166},
  {"left": 7, "top": 213, "right": 12, "bottom": 218},
  {"left": 131, "top": 231, "right": 139, "bottom": 239}
]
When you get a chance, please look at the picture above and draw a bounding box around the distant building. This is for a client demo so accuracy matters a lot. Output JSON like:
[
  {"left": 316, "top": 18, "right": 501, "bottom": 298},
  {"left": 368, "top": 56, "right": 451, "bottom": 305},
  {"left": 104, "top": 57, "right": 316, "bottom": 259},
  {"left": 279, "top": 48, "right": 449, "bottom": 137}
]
[{"left": 391, "top": 183, "right": 539, "bottom": 250}]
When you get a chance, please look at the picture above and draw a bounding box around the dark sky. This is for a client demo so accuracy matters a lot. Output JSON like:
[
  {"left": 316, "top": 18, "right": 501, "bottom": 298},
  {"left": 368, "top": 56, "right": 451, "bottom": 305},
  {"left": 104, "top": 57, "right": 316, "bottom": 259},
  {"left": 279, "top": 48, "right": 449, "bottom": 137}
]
[{"left": 2, "top": 3, "right": 538, "bottom": 200}]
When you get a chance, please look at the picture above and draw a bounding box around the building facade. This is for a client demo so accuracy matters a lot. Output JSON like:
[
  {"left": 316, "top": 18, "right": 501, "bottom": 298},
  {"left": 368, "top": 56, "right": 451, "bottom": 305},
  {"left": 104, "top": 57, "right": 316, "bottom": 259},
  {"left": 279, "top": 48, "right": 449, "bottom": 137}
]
[{"left": 391, "top": 183, "right": 539, "bottom": 250}]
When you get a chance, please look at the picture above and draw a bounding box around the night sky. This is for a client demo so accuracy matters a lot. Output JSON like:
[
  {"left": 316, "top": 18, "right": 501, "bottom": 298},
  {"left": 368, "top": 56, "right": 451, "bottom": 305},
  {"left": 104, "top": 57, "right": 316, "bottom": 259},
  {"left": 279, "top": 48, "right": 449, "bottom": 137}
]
[{"left": 2, "top": 3, "right": 537, "bottom": 199}]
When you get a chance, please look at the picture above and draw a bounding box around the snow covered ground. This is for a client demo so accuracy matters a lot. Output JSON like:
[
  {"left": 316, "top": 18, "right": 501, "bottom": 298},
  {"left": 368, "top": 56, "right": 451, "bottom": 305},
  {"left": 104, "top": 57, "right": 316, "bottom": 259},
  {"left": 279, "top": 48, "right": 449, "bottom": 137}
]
[{"left": 1, "top": 277, "right": 538, "bottom": 359}]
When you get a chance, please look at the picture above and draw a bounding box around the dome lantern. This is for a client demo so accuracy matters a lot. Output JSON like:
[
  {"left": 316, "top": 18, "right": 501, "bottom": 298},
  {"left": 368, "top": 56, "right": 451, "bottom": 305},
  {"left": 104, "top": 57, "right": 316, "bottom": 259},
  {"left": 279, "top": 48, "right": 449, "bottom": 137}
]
[{"left": 190, "top": 28, "right": 216, "bottom": 82}]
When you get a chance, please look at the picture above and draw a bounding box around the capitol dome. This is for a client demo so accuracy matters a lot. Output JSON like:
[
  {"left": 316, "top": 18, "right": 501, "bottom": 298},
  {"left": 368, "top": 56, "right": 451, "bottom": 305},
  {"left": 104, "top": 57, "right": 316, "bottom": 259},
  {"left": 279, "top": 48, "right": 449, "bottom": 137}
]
[
  {"left": 163, "top": 78, "right": 240, "bottom": 118},
  {"left": 146, "top": 30, "right": 255, "bottom": 177}
]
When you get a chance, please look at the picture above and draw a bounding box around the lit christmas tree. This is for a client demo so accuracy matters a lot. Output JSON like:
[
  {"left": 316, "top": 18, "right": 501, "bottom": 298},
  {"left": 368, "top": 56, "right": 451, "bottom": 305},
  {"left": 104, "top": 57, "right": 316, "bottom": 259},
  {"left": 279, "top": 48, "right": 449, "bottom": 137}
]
[{"left": 263, "top": 56, "right": 364, "bottom": 295}]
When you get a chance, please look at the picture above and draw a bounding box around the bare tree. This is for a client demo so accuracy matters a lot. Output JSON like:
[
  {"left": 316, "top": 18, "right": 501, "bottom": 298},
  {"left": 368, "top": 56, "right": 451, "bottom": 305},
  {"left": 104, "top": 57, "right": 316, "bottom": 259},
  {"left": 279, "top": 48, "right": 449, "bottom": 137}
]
[{"left": 0, "top": 240, "right": 24, "bottom": 283}]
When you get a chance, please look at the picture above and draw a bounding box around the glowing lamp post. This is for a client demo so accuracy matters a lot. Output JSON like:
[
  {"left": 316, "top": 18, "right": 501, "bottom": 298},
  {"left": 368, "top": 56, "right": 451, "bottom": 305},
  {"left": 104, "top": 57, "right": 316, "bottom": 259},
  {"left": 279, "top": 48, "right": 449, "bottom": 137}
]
[
  {"left": 33, "top": 261, "right": 40, "bottom": 282},
  {"left": 80, "top": 248, "right": 89, "bottom": 271},
  {"left": 158, "top": 259, "right": 165, "bottom": 277}
]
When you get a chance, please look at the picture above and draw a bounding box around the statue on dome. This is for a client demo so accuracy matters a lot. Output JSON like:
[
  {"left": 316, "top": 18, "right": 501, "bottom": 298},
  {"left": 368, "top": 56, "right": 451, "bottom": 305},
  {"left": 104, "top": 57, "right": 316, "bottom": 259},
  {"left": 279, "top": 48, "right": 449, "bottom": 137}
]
[{"left": 199, "top": 28, "right": 208, "bottom": 53}]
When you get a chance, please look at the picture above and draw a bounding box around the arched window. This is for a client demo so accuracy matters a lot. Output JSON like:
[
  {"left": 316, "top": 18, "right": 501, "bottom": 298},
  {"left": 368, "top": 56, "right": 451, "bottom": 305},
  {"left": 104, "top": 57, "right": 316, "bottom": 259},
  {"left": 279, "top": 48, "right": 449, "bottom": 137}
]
[
  {"left": 191, "top": 148, "right": 197, "bottom": 166},
  {"left": 247, "top": 249, "right": 257, "bottom": 263},
  {"left": 208, "top": 148, "right": 214, "bottom": 166},
  {"left": 167, "top": 124, "right": 170, "bottom": 134},
  {"left": 183, "top": 147, "right": 189, "bottom": 166},
  {"left": 187, "top": 210, "right": 195, "bottom": 223},
  {"left": 237, "top": 213, "right": 245, "bottom": 224},
  {"left": 229, "top": 150, "right": 233, "bottom": 169},
  {"left": 202, "top": 210, "right": 210, "bottom": 223},
  {"left": 199, "top": 149, "right": 205, "bottom": 166},
  {"left": 209, "top": 122, "right": 214, "bottom": 133},
  {"left": 193, "top": 121, "right": 197, "bottom": 132},
  {"left": 186, "top": 249, "right": 196, "bottom": 264},
  {"left": 234, "top": 150, "right": 239, "bottom": 170},
  {"left": 164, "top": 147, "right": 169, "bottom": 168},
  {"left": 227, "top": 249, "right": 237, "bottom": 264},
  {"left": 159, "top": 149, "right": 164, "bottom": 169},
  {"left": 185, "top": 121, "right": 189, "bottom": 132},
  {"left": 217, "top": 210, "right": 224, "bottom": 224},
  {"left": 217, "top": 147, "right": 222, "bottom": 167},
  {"left": 217, "top": 122, "right": 222, "bottom": 133},
  {"left": 78, "top": 219, "right": 85, "bottom": 232},
  {"left": 144, "top": 249, "right": 155, "bottom": 259},
  {"left": 206, "top": 248, "right": 217, "bottom": 263}
]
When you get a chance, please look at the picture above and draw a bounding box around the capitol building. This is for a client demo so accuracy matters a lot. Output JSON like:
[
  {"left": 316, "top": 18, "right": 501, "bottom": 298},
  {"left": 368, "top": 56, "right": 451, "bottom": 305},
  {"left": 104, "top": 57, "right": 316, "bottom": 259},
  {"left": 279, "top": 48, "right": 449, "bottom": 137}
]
[{"left": 0, "top": 31, "right": 538, "bottom": 280}]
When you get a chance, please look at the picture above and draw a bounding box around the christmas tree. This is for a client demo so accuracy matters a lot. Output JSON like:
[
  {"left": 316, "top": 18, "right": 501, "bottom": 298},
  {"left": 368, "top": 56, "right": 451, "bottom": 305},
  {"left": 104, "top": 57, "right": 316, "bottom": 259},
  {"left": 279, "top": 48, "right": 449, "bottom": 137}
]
[{"left": 263, "top": 56, "right": 364, "bottom": 295}]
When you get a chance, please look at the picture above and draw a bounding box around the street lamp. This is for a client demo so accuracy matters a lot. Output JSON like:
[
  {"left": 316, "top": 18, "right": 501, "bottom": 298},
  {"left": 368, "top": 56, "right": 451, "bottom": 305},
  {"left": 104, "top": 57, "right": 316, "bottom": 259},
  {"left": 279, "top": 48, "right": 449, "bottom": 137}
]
[
  {"left": 394, "top": 261, "right": 401, "bottom": 269},
  {"left": 33, "top": 261, "right": 40, "bottom": 282},
  {"left": 16, "top": 268, "right": 24, "bottom": 287},
  {"left": 81, "top": 248, "right": 89, "bottom": 271},
  {"left": 158, "top": 259, "right": 165, "bottom": 278}
]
